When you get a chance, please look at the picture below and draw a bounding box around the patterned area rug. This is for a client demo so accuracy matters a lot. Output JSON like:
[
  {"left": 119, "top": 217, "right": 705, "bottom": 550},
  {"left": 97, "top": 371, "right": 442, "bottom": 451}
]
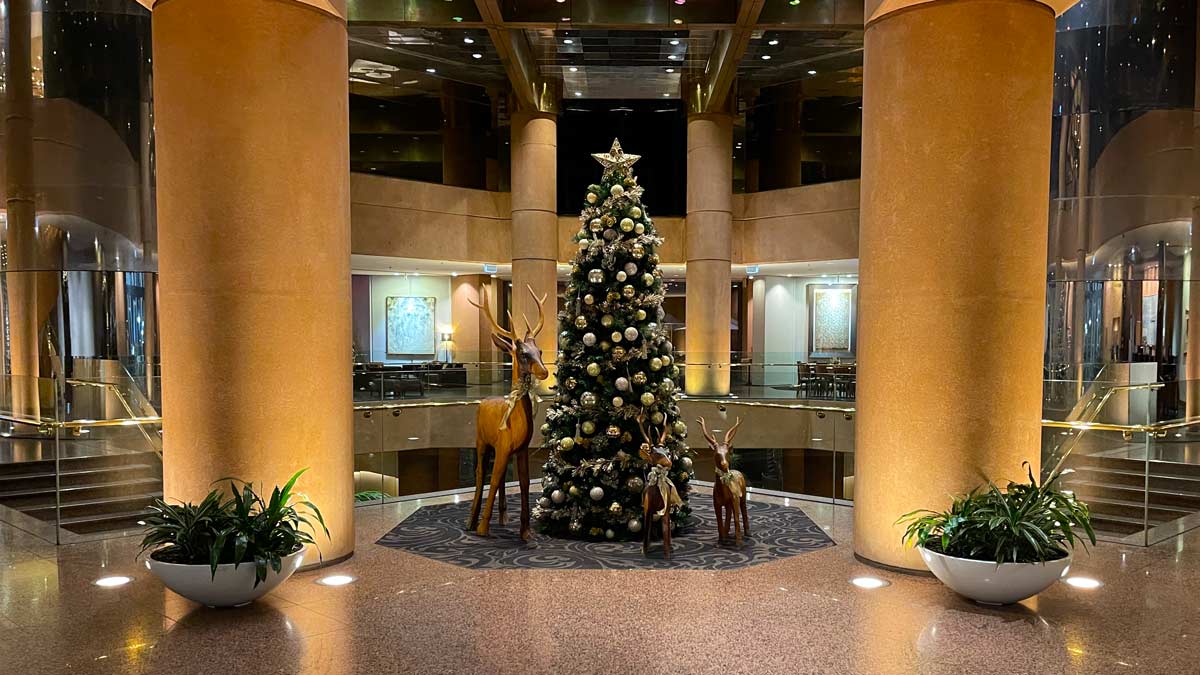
[{"left": 376, "top": 493, "right": 836, "bottom": 570}]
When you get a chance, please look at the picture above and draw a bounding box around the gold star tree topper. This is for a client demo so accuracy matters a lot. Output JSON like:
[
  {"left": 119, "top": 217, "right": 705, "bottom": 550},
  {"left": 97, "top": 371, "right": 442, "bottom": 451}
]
[{"left": 591, "top": 138, "right": 641, "bottom": 178}]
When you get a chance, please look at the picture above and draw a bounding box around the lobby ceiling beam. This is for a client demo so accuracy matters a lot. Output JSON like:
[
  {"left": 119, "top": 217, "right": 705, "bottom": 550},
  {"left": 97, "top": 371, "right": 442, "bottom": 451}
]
[
  {"left": 473, "top": 0, "right": 558, "bottom": 113},
  {"left": 693, "top": 0, "right": 766, "bottom": 114}
]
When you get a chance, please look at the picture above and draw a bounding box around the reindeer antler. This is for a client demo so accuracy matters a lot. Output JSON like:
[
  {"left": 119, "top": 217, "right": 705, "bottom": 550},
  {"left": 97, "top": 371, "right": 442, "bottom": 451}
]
[
  {"left": 724, "top": 417, "right": 743, "bottom": 446},
  {"left": 696, "top": 417, "right": 718, "bottom": 447},
  {"left": 521, "top": 285, "right": 549, "bottom": 338},
  {"left": 467, "top": 288, "right": 515, "bottom": 340},
  {"left": 636, "top": 414, "right": 654, "bottom": 446}
]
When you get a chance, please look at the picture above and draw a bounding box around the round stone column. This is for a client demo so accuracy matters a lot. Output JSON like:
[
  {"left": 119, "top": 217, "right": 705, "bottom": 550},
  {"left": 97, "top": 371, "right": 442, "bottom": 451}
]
[
  {"left": 855, "top": 0, "right": 1061, "bottom": 570},
  {"left": 510, "top": 111, "right": 559, "bottom": 389},
  {"left": 153, "top": 0, "right": 354, "bottom": 561},
  {"left": 685, "top": 113, "right": 733, "bottom": 396}
]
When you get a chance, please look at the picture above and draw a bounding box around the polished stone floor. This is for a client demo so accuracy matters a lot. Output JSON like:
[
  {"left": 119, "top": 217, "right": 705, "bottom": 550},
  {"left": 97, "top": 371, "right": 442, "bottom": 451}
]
[{"left": 0, "top": 489, "right": 1197, "bottom": 674}]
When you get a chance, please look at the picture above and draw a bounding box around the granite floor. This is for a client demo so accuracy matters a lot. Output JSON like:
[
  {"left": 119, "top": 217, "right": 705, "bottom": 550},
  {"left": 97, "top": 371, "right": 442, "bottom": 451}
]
[{"left": 0, "top": 489, "right": 1197, "bottom": 675}]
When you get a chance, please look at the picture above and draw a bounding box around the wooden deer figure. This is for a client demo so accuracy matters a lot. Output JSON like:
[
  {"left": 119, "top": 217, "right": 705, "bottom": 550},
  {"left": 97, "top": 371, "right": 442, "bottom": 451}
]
[
  {"left": 466, "top": 285, "right": 550, "bottom": 541},
  {"left": 638, "top": 415, "right": 683, "bottom": 559},
  {"left": 698, "top": 416, "right": 750, "bottom": 546}
]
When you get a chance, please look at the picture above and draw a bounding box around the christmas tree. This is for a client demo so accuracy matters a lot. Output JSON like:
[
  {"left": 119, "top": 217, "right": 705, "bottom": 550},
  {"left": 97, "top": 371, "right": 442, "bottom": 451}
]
[{"left": 534, "top": 139, "right": 693, "bottom": 540}]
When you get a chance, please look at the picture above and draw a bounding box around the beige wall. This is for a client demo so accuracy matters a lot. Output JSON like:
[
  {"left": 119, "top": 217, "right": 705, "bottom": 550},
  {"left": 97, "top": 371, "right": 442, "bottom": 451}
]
[{"left": 352, "top": 173, "right": 860, "bottom": 265}]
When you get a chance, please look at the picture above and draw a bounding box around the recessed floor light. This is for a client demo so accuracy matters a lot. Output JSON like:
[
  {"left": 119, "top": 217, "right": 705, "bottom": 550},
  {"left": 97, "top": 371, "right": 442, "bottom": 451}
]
[
  {"left": 94, "top": 576, "right": 133, "bottom": 588},
  {"left": 426, "top": 68, "right": 436, "bottom": 73},
  {"left": 1064, "top": 576, "right": 1102, "bottom": 589},
  {"left": 669, "top": 39, "right": 680, "bottom": 45},
  {"left": 768, "top": 39, "right": 779, "bottom": 46},
  {"left": 563, "top": 39, "right": 573, "bottom": 44},
  {"left": 317, "top": 575, "right": 355, "bottom": 587},
  {"left": 761, "top": 54, "right": 771, "bottom": 60},
  {"left": 574, "top": 91, "right": 583, "bottom": 96},
  {"left": 472, "top": 53, "right": 482, "bottom": 59},
  {"left": 665, "top": 68, "right": 675, "bottom": 73},
  {"left": 569, "top": 66, "right": 578, "bottom": 72},
  {"left": 463, "top": 37, "right": 474, "bottom": 44},
  {"left": 808, "top": 69, "right": 817, "bottom": 75},
  {"left": 851, "top": 576, "right": 890, "bottom": 589}
]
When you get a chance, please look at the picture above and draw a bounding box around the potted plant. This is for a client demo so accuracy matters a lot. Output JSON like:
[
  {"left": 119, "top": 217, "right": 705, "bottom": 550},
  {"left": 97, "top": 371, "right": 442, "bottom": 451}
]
[
  {"left": 897, "top": 464, "right": 1095, "bottom": 605},
  {"left": 139, "top": 469, "right": 328, "bottom": 608}
]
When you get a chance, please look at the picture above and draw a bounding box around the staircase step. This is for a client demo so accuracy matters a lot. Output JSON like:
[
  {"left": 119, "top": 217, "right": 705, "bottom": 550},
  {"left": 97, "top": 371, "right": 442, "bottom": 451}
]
[
  {"left": 1071, "top": 494, "right": 1192, "bottom": 524},
  {"left": 1071, "top": 454, "right": 1200, "bottom": 480},
  {"left": 59, "top": 507, "right": 156, "bottom": 535},
  {"left": 1063, "top": 479, "right": 1200, "bottom": 511},
  {"left": 0, "top": 477, "right": 163, "bottom": 508},
  {"left": 1064, "top": 466, "right": 1200, "bottom": 493},
  {"left": 21, "top": 491, "right": 162, "bottom": 523}
]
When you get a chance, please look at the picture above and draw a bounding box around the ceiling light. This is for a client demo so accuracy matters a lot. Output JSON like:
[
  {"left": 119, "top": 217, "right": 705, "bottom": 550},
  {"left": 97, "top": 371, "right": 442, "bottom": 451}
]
[
  {"left": 94, "top": 576, "right": 133, "bottom": 588},
  {"left": 557, "top": 0, "right": 566, "bottom": 3},
  {"left": 562, "top": 16, "right": 571, "bottom": 21},
  {"left": 569, "top": 66, "right": 578, "bottom": 72},
  {"left": 675, "top": 0, "right": 686, "bottom": 4},
  {"left": 317, "top": 575, "right": 355, "bottom": 587},
  {"left": 790, "top": 0, "right": 801, "bottom": 4},
  {"left": 768, "top": 39, "right": 779, "bottom": 46},
  {"left": 574, "top": 91, "right": 582, "bottom": 97},
  {"left": 472, "top": 53, "right": 482, "bottom": 59},
  {"left": 761, "top": 55, "right": 771, "bottom": 60},
  {"left": 669, "top": 39, "right": 680, "bottom": 45},
  {"left": 563, "top": 39, "right": 573, "bottom": 44},
  {"left": 850, "top": 577, "right": 890, "bottom": 589},
  {"left": 463, "top": 37, "right": 474, "bottom": 44},
  {"left": 1064, "top": 576, "right": 1102, "bottom": 589},
  {"left": 668, "top": 54, "right": 680, "bottom": 60},
  {"left": 808, "top": 69, "right": 817, "bottom": 75},
  {"left": 426, "top": 68, "right": 436, "bottom": 73},
  {"left": 665, "top": 68, "right": 675, "bottom": 73},
  {"left": 673, "top": 18, "right": 683, "bottom": 24}
]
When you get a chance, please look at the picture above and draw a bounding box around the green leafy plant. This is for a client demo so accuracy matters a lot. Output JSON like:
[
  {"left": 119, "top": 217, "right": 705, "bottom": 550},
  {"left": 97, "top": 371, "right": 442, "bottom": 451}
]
[
  {"left": 354, "top": 490, "right": 387, "bottom": 503},
  {"left": 897, "top": 464, "right": 1096, "bottom": 564},
  {"left": 139, "top": 468, "right": 329, "bottom": 586}
]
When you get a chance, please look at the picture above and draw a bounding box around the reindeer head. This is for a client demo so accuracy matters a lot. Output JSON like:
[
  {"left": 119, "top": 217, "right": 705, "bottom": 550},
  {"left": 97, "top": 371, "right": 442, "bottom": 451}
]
[
  {"left": 470, "top": 284, "right": 550, "bottom": 381},
  {"left": 636, "top": 414, "right": 673, "bottom": 469},
  {"left": 697, "top": 416, "right": 742, "bottom": 472}
]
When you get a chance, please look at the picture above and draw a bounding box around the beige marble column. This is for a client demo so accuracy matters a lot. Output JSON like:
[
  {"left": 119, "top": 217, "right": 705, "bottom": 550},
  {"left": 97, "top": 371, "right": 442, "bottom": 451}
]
[
  {"left": 153, "top": 0, "right": 354, "bottom": 562},
  {"left": 451, "top": 275, "right": 497, "bottom": 384},
  {"left": 510, "top": 111, "right": 558, "bottom": 390},
  {"left": 685, "top": 113, "right": 733, "bottom": 395},
  {"left": 855, "top": 0, "right": 1061, "bottom": 570}
]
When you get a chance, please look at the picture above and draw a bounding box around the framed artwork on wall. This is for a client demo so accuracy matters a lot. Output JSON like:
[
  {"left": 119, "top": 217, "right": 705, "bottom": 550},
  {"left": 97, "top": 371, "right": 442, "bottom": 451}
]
[
  {"left": 385, "top": 296, "right": 437, "bottom": 355},
  {"left": 807, "top": 284, "right": 857, "bottom": 360}
]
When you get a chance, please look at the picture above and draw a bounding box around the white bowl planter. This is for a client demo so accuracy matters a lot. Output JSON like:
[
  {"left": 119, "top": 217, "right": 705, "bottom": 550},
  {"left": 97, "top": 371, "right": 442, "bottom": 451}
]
[
  {"left": 919, "top": 545, "right": 1071, "bottom": 605},
  {"left": 148, "top": 548, "right": 305, "bottom": 608}
]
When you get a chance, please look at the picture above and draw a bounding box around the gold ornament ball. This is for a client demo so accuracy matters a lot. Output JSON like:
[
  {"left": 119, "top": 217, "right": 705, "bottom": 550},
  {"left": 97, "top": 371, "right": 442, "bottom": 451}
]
[
  {"left": 673, "top": 420, "right": 687, "bottom": 436},
  {"left": 631, "top": 243, "right": 645, "bottom": 259},
  {"left": 589, "top": 218, "right": 602, "bottom": 232},
  {"left": 600, "top": 341, "right": 611, "bottom": 351},
  {"left": 606, "top": 291, "right": 620, "bottom": 302},
  {"left": 569, "top": 485, "right": 581, "bottom": 497},
  {"left": 612, "top": 396, "right": 624, "bottom": 408},
  {"left": 612, "top": 346, "right": 626, "bottom": 360},
  {"left": 611, "top": 331, "right": 623, "bottom": 343},
  {"left": 620, "top": 217, "right": 635, "bottom": 232},
  {"left": 649, "top": 357, "right": 663, "bottom": 371},
  {"left": 635, "top": 309, "right": 647, "bottom": 321},
  {"left": 560, "top": 436, "right": 575, "bottom": 450},
  {"left": 610, "top": 183, "right": 625, "bottom": 197},
  {"left": 616, "top": 271, "right": 627, "bottom": 282},
  {"left": 640, "top": 392, "right": 656, "bottom": 406},
  {"left": 586, "top": 192, "right": 598, "bottom": 204},
  {"left": 581, "top": 421, "right": 596, "bottom": 435},
  {"left": 584, "top": 294, "right": 595, "bottom": 305},
  {"left": 578, "top": 239, "right": 590, "bottom": 250},
  {"left": 630, "top": 206, "right": 642, "bottom": 218},
  {"left": 642, "top": 273, "right": 655, "bottom": 286},
  {"left": 622, "top": 285, "right": 636, "bottom": 299},
  {"left": 622, "top": 431, "right": 633, "bottom": 443},
  {"left": 586, "top": 362, "right": 601, "bottom": 377},
  {"left": 632, "top": 371, "right": 647, "bottom": 385},
  {"left": 601, "top": 314, "right": 614, "bottom": 327},
  {"left": 634, "top": 223, "right": 645, "bottom": 234},
  {"left": 574, "top": 315, "right": 587, "bottom": 329},
  {"left": 661, "top": 354, "right": 672, "bottom": 366},
  {"left": 651, "top": 411, "right": 665, "bottom": 425}
]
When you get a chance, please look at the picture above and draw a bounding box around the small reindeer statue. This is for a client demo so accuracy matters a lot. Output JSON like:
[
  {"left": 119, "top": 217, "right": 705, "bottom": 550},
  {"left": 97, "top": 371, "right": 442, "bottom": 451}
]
[
  {"left": 638, "top": 415, "right": 683, "bottom": 559},
  {"left": 466, "top": 285, "right": 549, "bottom": 541},
  {"left": 697, "top": 416, "right": 750, "bottom": 546}
]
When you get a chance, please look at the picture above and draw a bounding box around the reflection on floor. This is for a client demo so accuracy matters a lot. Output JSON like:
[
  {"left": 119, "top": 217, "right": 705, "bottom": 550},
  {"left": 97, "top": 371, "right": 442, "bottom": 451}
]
[{"left": 1, "top": 488, "right": 1197, "bottom": 674}]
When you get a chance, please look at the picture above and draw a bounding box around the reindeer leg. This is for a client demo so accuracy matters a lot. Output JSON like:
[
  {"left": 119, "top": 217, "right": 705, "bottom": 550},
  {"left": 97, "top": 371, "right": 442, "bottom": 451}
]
[
  {"left": 642, "top": 497, "right": 652, "bottom": 555},
  {"left": 478, "top": 449, "right": 509, "bottom": 536},
  {"left": 714, "top": 499, "right": 725, "bottom": 544},
  {"left": 723, "top": 502, "right": 734, "bottom": 543},
  {"left": 661, "top": 513, "right": 671, "bottom": 560},
  {"left": 467, "top": 441, "right": 488, "bottom": 530},
  {"left": 497, "top": 456, "right": 508, "bottom": 526},
  {"left": 741, "top": 492, "right": 751, "bottom": 538},
  {"left": 732, "top": 498, "right": 743, "bottom": 547},
  {"left": 517, "top": 446, "right": 532, "bottom": 542}
]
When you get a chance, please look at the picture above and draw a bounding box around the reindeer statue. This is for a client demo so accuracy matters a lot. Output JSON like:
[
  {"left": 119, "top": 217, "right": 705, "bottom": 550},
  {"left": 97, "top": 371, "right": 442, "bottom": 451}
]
[
  {"left": 697, "top": 416, "right": 750, "bottom": 546},
  {"left": 466, "top": 285, "right": 549, "bottom": 541},
  {"left": 637, "top": 415, "right": 683, "bottom": 559}
]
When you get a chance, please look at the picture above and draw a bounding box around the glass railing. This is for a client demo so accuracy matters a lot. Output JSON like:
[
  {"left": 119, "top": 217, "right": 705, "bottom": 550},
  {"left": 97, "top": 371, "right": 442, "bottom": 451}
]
[
  {"left": 1042, "top": 376, "right": 1200, "bottom": 546},
  {"left": 0, "top": 370, "right": 162, "bottom": 546}
]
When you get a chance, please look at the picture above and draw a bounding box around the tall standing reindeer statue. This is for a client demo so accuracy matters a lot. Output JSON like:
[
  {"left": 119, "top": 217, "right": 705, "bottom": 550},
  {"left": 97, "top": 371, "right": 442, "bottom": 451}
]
[
  {"left": 466, "top": 285, "right": 549, "bottom": 541},
  {"left": 698, "top": 416, "right": 750, "bottom": 546},
  {"left": 638, "top": 415, "right": 683, "bottom": 559}
]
